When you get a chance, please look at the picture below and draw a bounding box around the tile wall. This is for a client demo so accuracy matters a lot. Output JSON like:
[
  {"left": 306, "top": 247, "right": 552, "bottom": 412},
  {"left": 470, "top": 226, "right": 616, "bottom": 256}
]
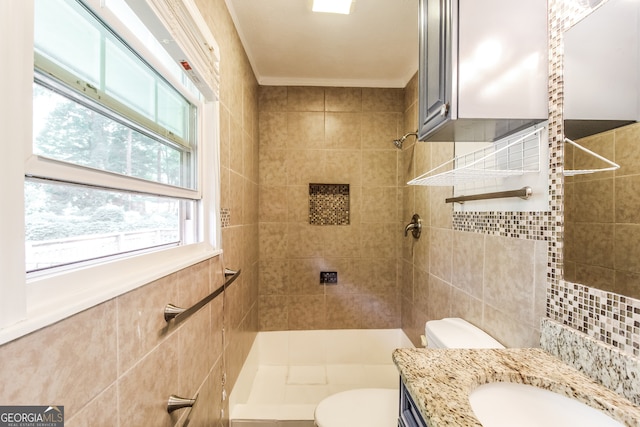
[
  {"left": 0, "top": 0, "right": 260, "bottom": 426},
  {"left": 257, "top": 86, "right": 404, "bottom": 330},
  {"left": 399, "top": 74, "right": 548, "bottom": 348}
]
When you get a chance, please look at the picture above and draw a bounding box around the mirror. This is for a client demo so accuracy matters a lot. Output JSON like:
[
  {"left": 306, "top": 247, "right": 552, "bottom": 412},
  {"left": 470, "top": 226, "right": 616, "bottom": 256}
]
[{"left": 563, "top": 0, "right": 640, "bottom": 299}]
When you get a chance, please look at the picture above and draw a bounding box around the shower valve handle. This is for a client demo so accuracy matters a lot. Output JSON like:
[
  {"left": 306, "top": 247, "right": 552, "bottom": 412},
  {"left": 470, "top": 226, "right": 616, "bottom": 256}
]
[{"left": 404, "top": 214, "right": 422, "bottom": 239}]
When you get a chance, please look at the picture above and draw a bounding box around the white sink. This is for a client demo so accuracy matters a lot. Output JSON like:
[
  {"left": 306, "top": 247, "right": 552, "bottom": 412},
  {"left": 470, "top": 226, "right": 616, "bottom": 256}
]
[{"left": 469, "top": 382, "right": 624, "bottom": 427}]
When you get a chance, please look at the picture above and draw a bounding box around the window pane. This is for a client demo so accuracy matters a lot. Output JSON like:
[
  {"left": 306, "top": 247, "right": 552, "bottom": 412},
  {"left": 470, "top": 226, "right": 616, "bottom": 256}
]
[
  {"left": 105, "top": 38, "right": 156, "bottom": 120},
  {"left": 158, "top": 80, "right": 189, "bottom": 139},
  {"left": 34, "top": 0, "right": 102, "bottom": 87},
  {"left": 33, "top": 82, "right": 187, "bottom": 188},
  {"left": 25, "top": 180, "right": 184, "bottom": 272}
]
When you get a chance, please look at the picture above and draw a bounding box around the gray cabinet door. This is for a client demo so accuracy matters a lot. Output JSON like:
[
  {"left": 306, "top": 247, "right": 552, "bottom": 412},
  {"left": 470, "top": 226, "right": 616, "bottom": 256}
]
[{"left": 417, "top": 0, "right": 451, "bottom": 141}]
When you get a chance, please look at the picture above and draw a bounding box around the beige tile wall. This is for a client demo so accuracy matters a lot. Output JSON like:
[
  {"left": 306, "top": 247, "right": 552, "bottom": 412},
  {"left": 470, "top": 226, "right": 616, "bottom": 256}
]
[
  {"left": 258, "top": 86, "right": 404, "bottom": 330},
  {"left": 564, "top": 122, "right": 640, "bottom": 299},
  {"left": 400, "top": 73, "right": 548, "bottom": 348},
  {"left": 0, "top": 1, "right": 259, "bottom": 426}
]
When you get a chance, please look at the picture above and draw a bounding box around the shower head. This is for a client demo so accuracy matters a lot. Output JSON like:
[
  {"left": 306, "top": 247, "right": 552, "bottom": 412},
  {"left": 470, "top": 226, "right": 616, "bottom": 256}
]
[{"left": 393, "top": 131, "right": 418, "bottom": 149}]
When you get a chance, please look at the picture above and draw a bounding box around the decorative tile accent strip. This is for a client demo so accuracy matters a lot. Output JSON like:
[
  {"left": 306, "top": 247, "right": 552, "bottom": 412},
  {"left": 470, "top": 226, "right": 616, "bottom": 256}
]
[
  {"left": 452, "top": 211, "right": 553, "bottom": 241},
  {"left": 220, "top": 208, "right": 231, "bottom": 228},
  {"left": 541, "top": 318, "right": 640, "bottom": 405},
  {"left": 309, "top": 184, "right": 350, "bottom": 225},
  {"left": 547, "top": 281, "right": 640, "bottom": 357}
]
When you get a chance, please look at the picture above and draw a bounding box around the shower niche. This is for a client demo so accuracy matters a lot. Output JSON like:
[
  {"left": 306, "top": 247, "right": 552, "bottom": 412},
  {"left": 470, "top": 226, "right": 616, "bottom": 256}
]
[{"left": 309, "top": 183, "right": 350, "bottom": 226}]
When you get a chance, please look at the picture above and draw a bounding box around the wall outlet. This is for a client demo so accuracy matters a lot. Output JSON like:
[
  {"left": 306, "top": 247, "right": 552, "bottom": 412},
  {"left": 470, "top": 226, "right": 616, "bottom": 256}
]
[{"left": 320, "top": 271, "right": 338, "bottom": 284}]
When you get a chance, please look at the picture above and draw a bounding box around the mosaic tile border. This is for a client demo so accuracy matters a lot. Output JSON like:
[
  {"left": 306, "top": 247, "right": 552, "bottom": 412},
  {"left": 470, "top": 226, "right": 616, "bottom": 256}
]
[
  {"left": 452, "top": 211, "right": 554, "bottom": 240},
  {"left": 452, "top": 0, "right": 640, "bottom": 358}
]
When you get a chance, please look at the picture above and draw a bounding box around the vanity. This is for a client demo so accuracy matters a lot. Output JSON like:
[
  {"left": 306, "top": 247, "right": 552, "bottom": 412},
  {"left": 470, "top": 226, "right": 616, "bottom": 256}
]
[{"left": 393, "top": 347, "right": 640, "bottom": 426}]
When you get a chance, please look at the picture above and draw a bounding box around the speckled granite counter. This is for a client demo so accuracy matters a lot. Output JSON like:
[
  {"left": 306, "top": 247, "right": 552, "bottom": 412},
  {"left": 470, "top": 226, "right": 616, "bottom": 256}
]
[{"left": 393, "top": 348, "right": 640, "bottom": 427}]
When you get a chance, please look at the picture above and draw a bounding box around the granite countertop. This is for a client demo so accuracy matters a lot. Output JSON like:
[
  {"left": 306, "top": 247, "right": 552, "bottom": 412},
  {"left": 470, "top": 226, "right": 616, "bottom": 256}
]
[{"left": 393, "top": 348, "right": 640, "bottom": 427}]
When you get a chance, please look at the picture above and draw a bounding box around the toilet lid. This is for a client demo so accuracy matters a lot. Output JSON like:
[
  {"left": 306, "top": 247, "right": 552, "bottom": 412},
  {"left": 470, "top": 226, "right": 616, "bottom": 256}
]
[{"left": 314, "top": 388, "right": 398, "bottom": 427}]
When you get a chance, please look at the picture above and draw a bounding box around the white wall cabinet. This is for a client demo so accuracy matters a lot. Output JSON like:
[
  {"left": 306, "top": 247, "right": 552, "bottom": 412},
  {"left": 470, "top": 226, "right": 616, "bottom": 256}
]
[{"left": 418, "top": 0, "right": 548, "bottom": 142}]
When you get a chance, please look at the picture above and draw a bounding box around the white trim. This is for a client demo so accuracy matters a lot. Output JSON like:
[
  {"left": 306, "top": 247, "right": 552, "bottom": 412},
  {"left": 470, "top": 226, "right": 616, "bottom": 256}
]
[
  {"left": 125, "top": 0, "right": 220, "bottom": 101},
  {"left": 25, "top": 155, "right": 202, "bottom": 200},
  {"left": 256, "top": 75, "right": 412, "bottom": 88},
  {"left": 0, "top": 0, "right": 32, "bottom": 329}
]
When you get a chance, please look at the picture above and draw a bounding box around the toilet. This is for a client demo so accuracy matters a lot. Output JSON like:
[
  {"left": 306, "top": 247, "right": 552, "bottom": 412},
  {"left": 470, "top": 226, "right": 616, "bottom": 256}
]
[{"left": 313, "top": 318, "right": 504, "bottom": 427}]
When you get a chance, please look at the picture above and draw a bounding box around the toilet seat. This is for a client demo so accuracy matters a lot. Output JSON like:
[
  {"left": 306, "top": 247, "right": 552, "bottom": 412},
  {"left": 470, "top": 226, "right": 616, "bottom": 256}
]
[{"left": 314, "top": 388, "right": 398, "bottom": 427}]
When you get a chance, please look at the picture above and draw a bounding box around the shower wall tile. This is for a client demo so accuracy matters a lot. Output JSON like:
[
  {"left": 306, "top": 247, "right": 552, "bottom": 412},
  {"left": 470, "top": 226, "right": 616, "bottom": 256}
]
[
  {"left": 258, "top": 85, "right": 403, "bottom": 330},
  {"left": 286, "top": 223, "right": 324, "bottom": 258},
  {"left": 361, "top": 187, "right": 399, "bottom": 223},
  {"left": 288, "top": 295, "right": 326, "bottom": 330},
  {"left": 259, "top": 260, "right": 290, "bottom": 295},
  {"left": 286, "top": 149, "right": 326, "bottom": 185},
  {"left": 287, "top": 112, "right": 325, "bottom": 149},
  {"left": 259, "top": 223, "right": 288, "bottom": 261},
  {"left": 259, "top": 149, "right": 288, "bottom": 186},
  {"left": 325, "top": 150, "right": 362, "bottom": 186},
  {"left": 288, "top": 87, "right": 325, "bottom": 111},
  {"left": 260, "top": 185, "right": 289, "bottom": 222},
  {"left": 324, "top": 225, "right": 361, "bottom": 258},
  {"left": 259, "top": 295, "right": 289, "bottom": 331},
  {"left": 325, "top": 112, "right": 362, "bottom": 149},
  {"left": 362, "top": 112, "right": 403, "bottom": 150},
  {"left": 259, "top": 112, "right": 288, "bottom": 149},
  {"left": 287, "top": 185, "right": 310, "bottom": 222},
  {"left": 259, "top": 86, "right": 288, "bottom": 112},
  {"left": 362, "top": 88, "right": 403, "bottom": 112},
  {"left": 229, "top": 171, "right": 245, "bottom": 226},
  {"left": 230, "top": 116, "right": 245, "bottom": 174},
  {"left": 360, "top": 223, "right": 397, "bottom": 259},
  {"left": 325, "top": 87, "right": 362, "bottom": 112},
  {"left": 362, "top": 150, "right": 398, "bottom": 187},
  {"left": 288, "top": 258, "right": 324, "bottom": 295}
]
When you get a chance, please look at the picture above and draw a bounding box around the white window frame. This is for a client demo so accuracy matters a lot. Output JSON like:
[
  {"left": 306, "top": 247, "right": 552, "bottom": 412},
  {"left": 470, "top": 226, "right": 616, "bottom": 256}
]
[{"left": 0, "top": 0, "right": 221, "bottom": 345}]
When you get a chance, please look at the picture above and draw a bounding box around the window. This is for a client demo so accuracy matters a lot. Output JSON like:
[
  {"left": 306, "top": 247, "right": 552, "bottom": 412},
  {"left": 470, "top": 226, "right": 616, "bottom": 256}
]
[
  {"left": 0, "top": 0, "right": 220, "bottom": 343},
  {"left": 29, "top": 0, "right": 200, "bottom": 273}
]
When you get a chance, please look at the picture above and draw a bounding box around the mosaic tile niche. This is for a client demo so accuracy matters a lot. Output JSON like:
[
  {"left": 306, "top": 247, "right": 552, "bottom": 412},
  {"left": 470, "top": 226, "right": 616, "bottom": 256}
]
[{"left": 308, "top": 183, "right": 350, "bottom": 226}]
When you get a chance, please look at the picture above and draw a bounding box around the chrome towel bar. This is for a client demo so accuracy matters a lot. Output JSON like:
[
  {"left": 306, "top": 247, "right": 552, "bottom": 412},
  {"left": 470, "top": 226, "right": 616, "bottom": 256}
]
[
  {"left": 445, "top": 186, "right": 532, "bottom": 204},
  {"left": 164, "top": 268, "right": 241, "bottom": 324}
]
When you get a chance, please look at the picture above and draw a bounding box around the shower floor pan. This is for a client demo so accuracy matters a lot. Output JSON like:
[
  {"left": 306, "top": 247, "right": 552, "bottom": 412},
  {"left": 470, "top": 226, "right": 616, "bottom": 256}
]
[{"left": 229, "top": 329, "right": 413, "bottom": 427}]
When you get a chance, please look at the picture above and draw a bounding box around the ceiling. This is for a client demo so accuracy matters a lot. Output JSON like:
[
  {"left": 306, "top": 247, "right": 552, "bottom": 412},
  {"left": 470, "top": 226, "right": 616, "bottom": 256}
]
[{"left": 224, "top": 0, "right": 419, "bottom": 88}]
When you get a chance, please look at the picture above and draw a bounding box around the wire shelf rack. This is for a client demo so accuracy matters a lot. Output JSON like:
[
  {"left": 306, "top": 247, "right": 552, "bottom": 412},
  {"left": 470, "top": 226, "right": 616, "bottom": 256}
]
[{"left": 407, "top": 126, "right": 544, "bottom": 187}]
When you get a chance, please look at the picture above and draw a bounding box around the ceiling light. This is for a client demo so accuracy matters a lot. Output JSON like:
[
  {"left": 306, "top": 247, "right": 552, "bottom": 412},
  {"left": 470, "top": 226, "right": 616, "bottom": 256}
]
[{"left": 312, "top": 0, "right": 353, "bottom": 14}]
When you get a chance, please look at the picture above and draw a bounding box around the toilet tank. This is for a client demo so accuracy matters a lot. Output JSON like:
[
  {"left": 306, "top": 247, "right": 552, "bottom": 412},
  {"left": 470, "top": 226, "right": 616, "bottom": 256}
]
[{"left": 425, "top": 318, "right": 504, "bottom": 349}]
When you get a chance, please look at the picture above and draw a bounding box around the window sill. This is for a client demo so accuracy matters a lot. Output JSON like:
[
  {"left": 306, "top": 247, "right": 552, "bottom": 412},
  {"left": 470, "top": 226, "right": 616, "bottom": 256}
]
[{"left": 0, "top": 243, "right": 221, "bottom": 345}]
